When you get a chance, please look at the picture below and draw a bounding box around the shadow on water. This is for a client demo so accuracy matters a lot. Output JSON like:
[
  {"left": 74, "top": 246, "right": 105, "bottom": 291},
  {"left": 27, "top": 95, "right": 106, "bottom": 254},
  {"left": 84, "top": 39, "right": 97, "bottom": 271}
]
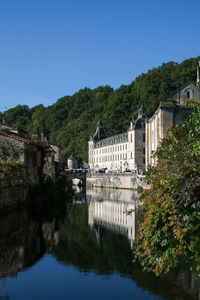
[{"left": 0, "top": 180, "right": 72, "bottom": 279}]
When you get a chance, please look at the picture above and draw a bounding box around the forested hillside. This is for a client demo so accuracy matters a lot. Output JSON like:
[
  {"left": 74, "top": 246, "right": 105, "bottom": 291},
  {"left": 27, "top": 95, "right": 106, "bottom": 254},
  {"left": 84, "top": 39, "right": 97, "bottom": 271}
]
[{"left": 1, "top": 56, "right": 199, "bottom": 162}]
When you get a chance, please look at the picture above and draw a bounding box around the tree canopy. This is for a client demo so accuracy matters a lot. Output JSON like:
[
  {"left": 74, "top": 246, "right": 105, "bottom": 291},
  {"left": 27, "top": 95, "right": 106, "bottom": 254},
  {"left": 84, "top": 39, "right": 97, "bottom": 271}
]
[
  {"left": 2, "top": 56, "right": 200, "bottom": 162},
  {"left": 134, "top": 105, "right": 200, "bottom": 276}
]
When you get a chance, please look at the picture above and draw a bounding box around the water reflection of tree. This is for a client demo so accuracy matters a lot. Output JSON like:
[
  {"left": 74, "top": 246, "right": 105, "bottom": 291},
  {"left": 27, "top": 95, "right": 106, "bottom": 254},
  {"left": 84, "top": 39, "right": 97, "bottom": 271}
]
[
  {"left": 51, "top": 203, "right": 199, "bottom": 300},
  {"left": 52, "top": 204, "right": 131, "bottom": 275}
]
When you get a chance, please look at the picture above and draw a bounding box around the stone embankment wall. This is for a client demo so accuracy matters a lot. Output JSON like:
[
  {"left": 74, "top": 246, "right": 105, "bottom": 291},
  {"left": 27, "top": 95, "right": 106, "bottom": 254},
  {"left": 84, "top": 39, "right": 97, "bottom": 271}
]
[
  {"left": 86, "top": 174, "right": 149, "bottom": 190},
  {"left": 0, "top": 177, "right": 29, "bottom": 208}
]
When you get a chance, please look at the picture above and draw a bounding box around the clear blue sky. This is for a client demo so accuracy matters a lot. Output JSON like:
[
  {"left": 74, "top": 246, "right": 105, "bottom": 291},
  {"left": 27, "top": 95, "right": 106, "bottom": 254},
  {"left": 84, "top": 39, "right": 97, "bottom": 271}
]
[{"left": 0, "top": 0, "right": 199, "bottom": 110}]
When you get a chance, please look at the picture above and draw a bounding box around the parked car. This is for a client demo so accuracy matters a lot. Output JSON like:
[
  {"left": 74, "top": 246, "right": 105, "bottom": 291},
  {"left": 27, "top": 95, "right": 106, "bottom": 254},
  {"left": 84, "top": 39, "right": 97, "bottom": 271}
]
[
  {"left": 94, "top": 169, "right": 105, "bottom": 174},
  {"left": 123, "top": 169, "right": 132, "bottom": 174}
]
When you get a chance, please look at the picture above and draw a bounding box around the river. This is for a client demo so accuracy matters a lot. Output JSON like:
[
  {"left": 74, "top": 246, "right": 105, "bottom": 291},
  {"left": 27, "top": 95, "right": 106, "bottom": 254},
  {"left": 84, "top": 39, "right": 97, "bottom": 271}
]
[{"left": 0, "top": 186, "right": 199, "bottom": 300}]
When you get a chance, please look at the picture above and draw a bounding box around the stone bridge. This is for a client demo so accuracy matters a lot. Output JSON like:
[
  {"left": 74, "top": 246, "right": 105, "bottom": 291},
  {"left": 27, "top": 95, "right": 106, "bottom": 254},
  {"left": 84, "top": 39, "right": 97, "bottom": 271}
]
[{"left": 63, "top": 173, "right": 86, "bottom": 191}]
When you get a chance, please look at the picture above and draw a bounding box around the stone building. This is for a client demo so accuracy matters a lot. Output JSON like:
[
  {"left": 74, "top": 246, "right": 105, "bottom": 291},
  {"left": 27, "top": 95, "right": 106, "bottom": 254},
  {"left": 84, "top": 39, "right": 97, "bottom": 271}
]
[
  {"left": 50, "top": 143, "right": 63, "bottom": 176},
  {"left": 145, "top": 61, "right": 200, "bottom": 169},
  {"left": 0, "top": 127, "right": 58, "bottom": 183},
  {"left": 88, "top": 107, "right": 146, "bottom": 173},
  {"left": 67, "top": 154, "right": 78, "bottom": 169},
  {"left": 37, "top": 140, "right": 56, "bottom": 182},
  {"left": 50, "top": 143, "right": 62, "bottom": 164},
  {"left": 0, "top": 129, "right": 42, "bottom": 185}
]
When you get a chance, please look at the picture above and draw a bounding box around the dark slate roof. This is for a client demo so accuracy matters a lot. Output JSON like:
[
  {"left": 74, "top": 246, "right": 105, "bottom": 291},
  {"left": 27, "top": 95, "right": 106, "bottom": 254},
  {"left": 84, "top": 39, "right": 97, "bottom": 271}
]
[
  {"left": 133, "top": 117, "right": 145, "bottom": 129},
  {"left": 92, "top": 120, "right": 107, "bottom": 141}
]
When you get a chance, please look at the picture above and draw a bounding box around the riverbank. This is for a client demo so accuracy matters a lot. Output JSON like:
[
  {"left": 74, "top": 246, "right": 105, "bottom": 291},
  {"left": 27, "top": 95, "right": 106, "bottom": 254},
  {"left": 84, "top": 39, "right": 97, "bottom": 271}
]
[
  {"left": 0, "top": 174, "right": 73, "bottom": 209},
  {"left": 86, "top": 173, "right": 149, "bottom": 190}
]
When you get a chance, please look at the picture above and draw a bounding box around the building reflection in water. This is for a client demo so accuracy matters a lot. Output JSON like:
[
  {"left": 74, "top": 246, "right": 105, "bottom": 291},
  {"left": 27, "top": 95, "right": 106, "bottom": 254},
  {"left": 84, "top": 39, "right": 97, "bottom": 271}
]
[{"left": 87, "top": 188, "right": 142, "bottom": 248}]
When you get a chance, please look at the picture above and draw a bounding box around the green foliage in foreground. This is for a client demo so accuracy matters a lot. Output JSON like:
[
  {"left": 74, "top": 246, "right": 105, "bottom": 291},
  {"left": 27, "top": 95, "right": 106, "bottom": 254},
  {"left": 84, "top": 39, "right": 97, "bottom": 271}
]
[
  {"left": 2, "top": 56, "right": 200, "bottom": 161},
  {"left": 134, "top": 107, "right": 200, "bottom": 276},
  {"left": 0, "top": 159, "right": 25, "bottom": 177},
  {"left": 0, "top": 146, "right": 25, "bottom": 177}
]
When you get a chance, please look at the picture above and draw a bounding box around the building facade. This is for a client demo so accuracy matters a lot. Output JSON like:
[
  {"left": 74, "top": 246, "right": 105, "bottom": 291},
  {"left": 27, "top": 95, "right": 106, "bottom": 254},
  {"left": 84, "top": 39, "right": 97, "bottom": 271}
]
[
  {"left": 67, "top": 154, "right": 78, "bottom": 169},
  {"left": 88, "top": 61, "right": 200, "bottom": 173},
  {"left": 88, "top": 107, "right": 146, "bottom": 173},
  {"left": 0, "top": 127, "right": 57, "bottom": 183},
  {"left": 145, "top": 62, "right": 200, "bottom": 169},
  {"left": 0, "top": 129, "right": 42, "bottom": 185}
]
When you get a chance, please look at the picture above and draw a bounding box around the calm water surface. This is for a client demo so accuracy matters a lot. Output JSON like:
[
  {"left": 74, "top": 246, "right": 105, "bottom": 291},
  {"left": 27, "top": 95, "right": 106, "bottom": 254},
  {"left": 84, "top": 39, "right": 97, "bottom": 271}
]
[{"left": 0, "top": 187, "right": 199, "bottom": 300}]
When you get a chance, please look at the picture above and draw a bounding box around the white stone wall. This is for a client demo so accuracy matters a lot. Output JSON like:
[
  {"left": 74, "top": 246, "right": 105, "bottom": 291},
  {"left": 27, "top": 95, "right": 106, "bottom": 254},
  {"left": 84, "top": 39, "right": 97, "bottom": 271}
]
[
  {"left": 145, "top": 105, "right": 171, "bottom": 170},
  {"left": 87, "top": 174, "right": 137, "bottom": 189},
  {"left": 88, "top": 127, "right": 145, "bottom": 172},
  {"left": 88, "top": 140, "right": 94, "bottom": 169},
  {"left": 93, "top": 141, "right": 129, "bottom": 171},
  {"left": 127, "top": 129, "right": 135, "bottom": 170},
  {"left": 90, "top": 141, "right": 129, "bottom": 172},
  {"left": 145, "top": 102, "right": 194, "bottom": 170}
]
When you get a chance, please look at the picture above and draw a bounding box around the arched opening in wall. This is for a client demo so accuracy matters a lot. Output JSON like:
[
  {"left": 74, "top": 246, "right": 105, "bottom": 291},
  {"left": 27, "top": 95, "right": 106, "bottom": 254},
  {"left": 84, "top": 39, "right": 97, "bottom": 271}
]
[{"left": 185, "top": 89, "right": 194, "bottom": 100}]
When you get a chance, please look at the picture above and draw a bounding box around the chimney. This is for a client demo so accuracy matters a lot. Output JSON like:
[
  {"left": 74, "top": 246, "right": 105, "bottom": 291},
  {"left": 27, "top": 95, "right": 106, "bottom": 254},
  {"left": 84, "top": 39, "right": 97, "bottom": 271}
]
[
  {"left": 130, "top": 115, "right": 136, "bottom": 130},
  {"left": 41, "top": 132, "right": 45, "bottom": 140}
]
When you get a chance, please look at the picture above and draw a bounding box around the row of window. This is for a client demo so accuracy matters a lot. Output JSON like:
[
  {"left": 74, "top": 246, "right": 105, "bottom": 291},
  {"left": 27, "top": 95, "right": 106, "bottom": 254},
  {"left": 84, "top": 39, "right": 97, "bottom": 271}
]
[
  {"left": 94, "top": 144, "right": 128, "bottom": 155},
  {"left": 95, "top": 133, "right": 128, "bottom": 148},
  {"left": 90, "top": 148, "right": 145, "bottom": 164},
  {"left": 92, "top": 133, "right": 145, "bottom": 153},
  {"left": 93, "top": 153, "right": 128, "bottom": 163}
]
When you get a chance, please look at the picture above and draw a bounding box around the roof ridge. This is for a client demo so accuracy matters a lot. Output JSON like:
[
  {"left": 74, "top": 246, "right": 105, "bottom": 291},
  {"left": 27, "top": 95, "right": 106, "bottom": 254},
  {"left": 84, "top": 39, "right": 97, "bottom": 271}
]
[{"left": 0, "top": 130, "right": 36, "bottom": 145}]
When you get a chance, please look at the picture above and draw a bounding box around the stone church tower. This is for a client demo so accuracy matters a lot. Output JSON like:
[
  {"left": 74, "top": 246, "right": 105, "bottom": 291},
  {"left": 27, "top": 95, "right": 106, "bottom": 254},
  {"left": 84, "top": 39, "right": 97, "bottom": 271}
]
[{"left": 145, "top": 61, "right": 200, "bottom": 169}]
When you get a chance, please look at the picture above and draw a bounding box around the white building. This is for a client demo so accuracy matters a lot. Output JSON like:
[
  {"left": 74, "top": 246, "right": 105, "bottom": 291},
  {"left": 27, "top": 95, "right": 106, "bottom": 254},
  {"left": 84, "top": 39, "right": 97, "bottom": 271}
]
[{"left": 88, "top": 106, "right": 146, "bottom": 173}]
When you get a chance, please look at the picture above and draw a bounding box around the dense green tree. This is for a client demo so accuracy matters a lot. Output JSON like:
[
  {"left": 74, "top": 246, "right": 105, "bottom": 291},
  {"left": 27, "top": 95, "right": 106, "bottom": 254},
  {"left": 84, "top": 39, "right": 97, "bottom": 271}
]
[
  {"left": 4, "top": 105, "right": 31, "bottom": 128},
  {"left": 134, "top": 105, "right": 200, "bottom": 276},
  {"left": 3, "top": 56, "right": 200, "bottom": 161},
  {"left": 30, "top": 105, "right": 47, "bottom": 135}
]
